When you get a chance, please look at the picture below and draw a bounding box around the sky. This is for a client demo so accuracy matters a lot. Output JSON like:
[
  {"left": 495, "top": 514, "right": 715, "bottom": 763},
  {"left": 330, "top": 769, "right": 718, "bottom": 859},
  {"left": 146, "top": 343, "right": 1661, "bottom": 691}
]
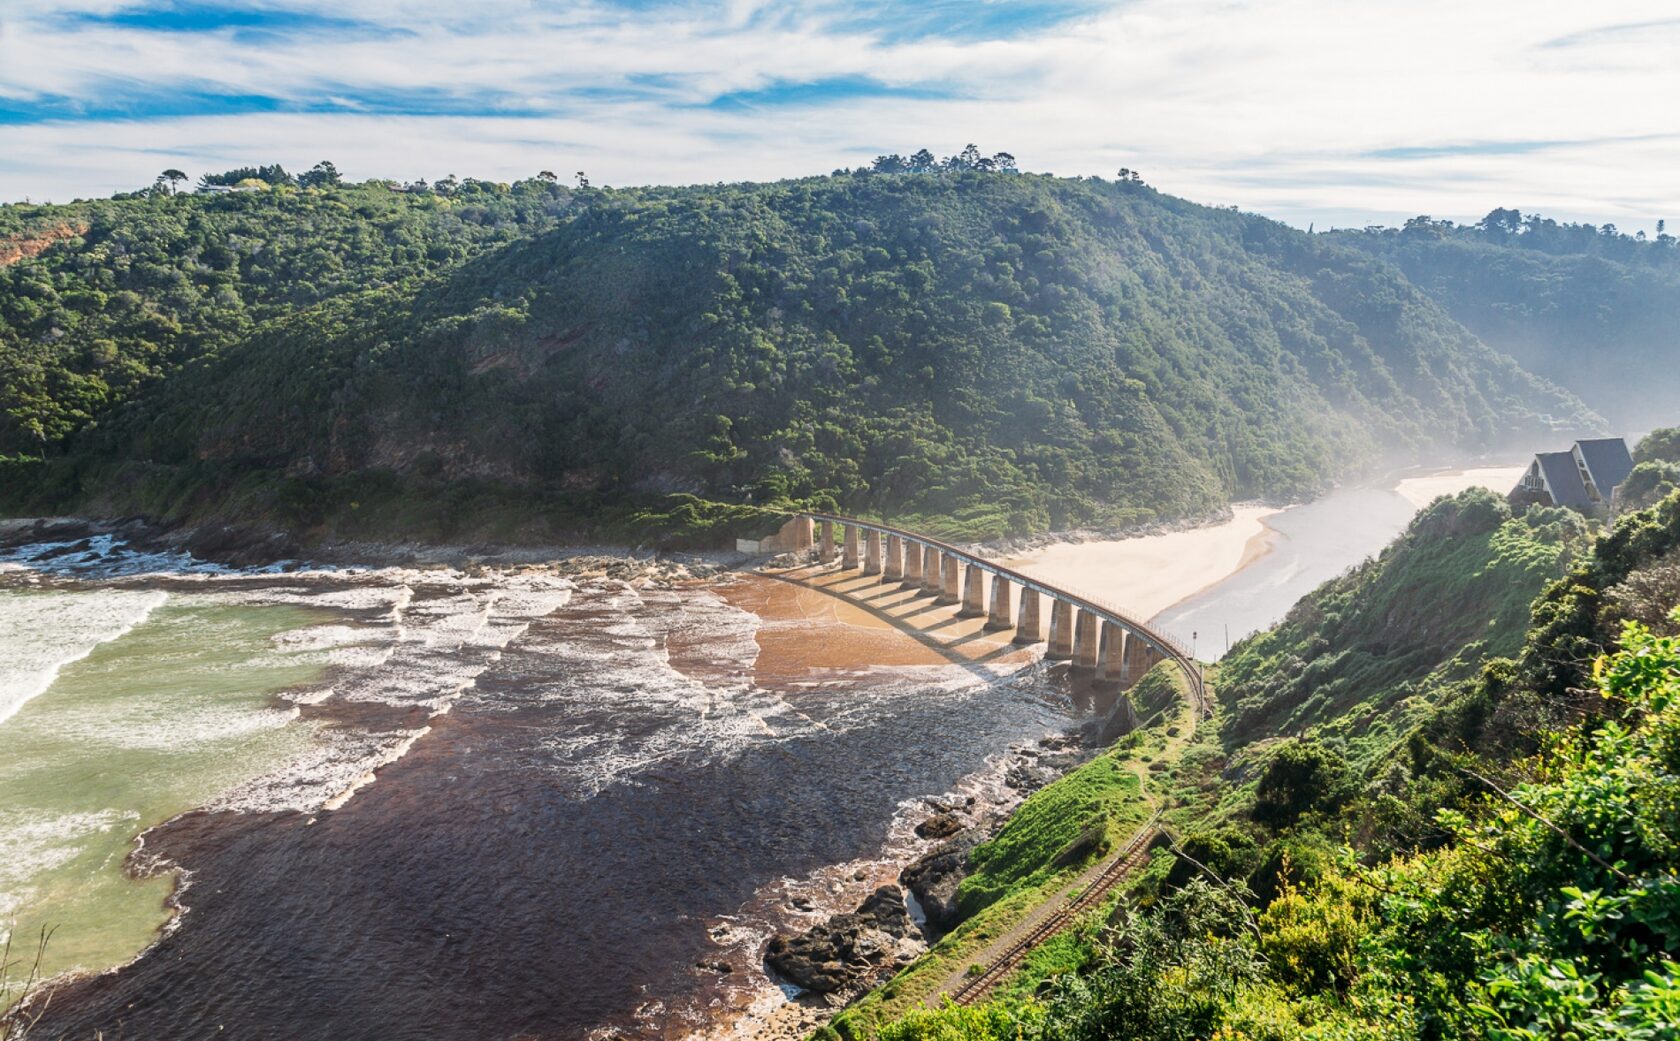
[{"left": 1, "top": 0, "right": 1678, "bottom": 232}]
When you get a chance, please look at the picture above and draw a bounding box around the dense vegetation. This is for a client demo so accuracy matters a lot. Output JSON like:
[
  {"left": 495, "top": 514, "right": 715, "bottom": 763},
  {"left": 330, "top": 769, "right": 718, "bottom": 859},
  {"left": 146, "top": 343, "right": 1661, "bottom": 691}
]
[
  {"left": 1622, "top": 427, "right": 1680, "bottom": 512},
  {"left": 2, "top": 170, "right": 1595, "bottom": 545},
  {"left": 1217, "top": 488, "right": 1590, "bottom": 760},
  {"left": 860, "top": 488, "right": 1680, "bottom": 1040},
  {"left": 1335, "top": 212, "right": 1680, "bottom": 429},
  {"left": 0, "top": 177, "right": 575, "bottom": 451}
]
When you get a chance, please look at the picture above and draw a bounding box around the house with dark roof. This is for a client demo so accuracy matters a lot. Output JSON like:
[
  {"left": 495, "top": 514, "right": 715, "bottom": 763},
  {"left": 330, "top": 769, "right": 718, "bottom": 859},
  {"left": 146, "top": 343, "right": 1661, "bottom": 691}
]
[{"left": 1510, "top": 437, "right": 1635, "bottom": 513}]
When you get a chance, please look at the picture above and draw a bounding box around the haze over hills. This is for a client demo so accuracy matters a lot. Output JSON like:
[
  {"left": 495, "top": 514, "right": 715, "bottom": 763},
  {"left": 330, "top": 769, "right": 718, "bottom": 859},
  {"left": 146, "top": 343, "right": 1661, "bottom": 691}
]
[
  {"left": 1334, "top": 212, "right": 1680, "bottom": 431},
  {"left": 1, "top": 165, "right": 1650, "bottom": 543}
]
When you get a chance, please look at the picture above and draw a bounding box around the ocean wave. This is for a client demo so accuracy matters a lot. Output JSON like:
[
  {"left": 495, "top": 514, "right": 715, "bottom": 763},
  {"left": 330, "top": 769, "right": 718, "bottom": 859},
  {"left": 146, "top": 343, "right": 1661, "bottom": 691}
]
[{"left": 0, "top": 587, "right": 169, "bottom": 727}]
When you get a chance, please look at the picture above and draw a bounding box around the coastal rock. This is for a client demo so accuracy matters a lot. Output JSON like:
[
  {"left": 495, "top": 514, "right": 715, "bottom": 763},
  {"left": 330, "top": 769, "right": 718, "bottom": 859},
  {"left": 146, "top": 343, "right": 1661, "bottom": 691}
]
[
  {"left": 914, "top": 812, "right": 964, "bottom": 840},
  {"left": 899, "top": 831, "right": 982, "bottom": 938},
  {"left": 184, "top": 524, "right": 301, "bottom": 567},
  {"left": 763, "top": 886, "right": 918, "bottom": 994}
]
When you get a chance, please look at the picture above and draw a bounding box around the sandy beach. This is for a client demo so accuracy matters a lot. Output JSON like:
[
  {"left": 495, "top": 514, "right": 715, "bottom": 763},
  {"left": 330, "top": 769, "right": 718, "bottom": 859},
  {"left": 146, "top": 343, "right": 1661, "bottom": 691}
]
[
  {"left": 1393, "top": 464, "right": 1527, "bottom": 509},
  {"left": 999, "top": 504, "right": 1282, "bottom": 621}
]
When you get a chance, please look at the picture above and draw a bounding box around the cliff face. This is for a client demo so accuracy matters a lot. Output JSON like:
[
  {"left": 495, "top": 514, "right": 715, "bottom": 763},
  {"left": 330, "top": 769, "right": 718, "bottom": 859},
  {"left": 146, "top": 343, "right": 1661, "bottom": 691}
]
[{"left": 0, "top": 222, "right": 86, "bottom": 267}]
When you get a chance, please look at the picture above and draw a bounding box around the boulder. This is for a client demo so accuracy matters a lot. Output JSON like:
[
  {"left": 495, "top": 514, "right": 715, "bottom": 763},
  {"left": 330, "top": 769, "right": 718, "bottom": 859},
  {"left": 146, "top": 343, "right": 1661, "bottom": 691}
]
[
  {"left": 764, "top": 886, "right": 918, "bottom": 994},
  {"left": 914, "top": 812, "right": 964, "bottom": 840},
  {"left": 899, "top": 831, "right": 982, "bottom": 938}
]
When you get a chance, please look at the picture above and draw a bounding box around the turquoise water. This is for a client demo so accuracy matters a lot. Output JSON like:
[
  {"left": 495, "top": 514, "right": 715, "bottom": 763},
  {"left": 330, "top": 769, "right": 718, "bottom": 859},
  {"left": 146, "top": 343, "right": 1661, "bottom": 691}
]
[{"left": 0, "top": 589, "right": 326, "bottom": 1008}]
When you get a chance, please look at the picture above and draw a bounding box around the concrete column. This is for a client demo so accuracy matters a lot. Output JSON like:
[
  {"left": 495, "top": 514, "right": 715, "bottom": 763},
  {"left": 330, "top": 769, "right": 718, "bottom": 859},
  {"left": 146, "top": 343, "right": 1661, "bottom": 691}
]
[
  {"left": 1015, "top": 589, "right": 1042, "bottom": 644},
  {"left": 1047, "top": 600, "right": 1074, "bottom": 659},
  {"left": 819, "top": 520, "right": 835, "bottom": 562},
  {"left": 1099, "top": 623, "right": 1126, "bottom": 682},
  {"left": 986, "top": 576, "right": 1014, "bottom": 631},
  {"left": 939, "top": 555, "right": 961, "bottom": 604},
  {"left": 863, "top": 530, "right": 883, "bottom": 575},
  {"left": 842, "top": 525, "right": 859, "bottom": 569},
  {"left": 1074, "top": 610, "right": 1100, "bottom": 669},
  {"left": 923, "top": 547, "right": 943, "bottom": 594},
  {"left": 1144, "top": 645, "right": 1167, "bottom": 673},
  {"left": 779, "top": 517, "right": 814, "bottom": 552},
  {"left": 1122, "top": 631, "right": 1152, "bottom": 687},
  {"left": 903, "top": 542, "right": 924, "bottom": 585},
  {"left": 883, "top": 535, "right": 903, "bottom": 580},
  {"left": 959, "top": 565, "right": 986, "bottom": 617}
]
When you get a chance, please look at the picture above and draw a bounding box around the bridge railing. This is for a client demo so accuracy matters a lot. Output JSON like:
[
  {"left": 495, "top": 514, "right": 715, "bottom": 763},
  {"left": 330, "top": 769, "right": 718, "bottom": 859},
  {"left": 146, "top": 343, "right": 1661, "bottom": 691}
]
[{"left": 793, "top": 512, "right": 1208, "bottom": 714}]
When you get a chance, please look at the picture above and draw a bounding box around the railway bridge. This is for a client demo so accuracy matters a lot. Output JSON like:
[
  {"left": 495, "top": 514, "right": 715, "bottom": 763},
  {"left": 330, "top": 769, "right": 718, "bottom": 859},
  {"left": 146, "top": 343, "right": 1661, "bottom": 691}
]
[{"left": 781, "top": 514, "right": 1205, "bottom": 711}]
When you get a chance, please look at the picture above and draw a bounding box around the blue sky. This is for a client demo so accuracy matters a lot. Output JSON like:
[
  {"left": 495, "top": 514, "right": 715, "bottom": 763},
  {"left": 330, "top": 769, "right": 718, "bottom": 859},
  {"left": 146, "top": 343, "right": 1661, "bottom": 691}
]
[{"left": 2, "top": 0, "right": 1677, "bottom": 231}]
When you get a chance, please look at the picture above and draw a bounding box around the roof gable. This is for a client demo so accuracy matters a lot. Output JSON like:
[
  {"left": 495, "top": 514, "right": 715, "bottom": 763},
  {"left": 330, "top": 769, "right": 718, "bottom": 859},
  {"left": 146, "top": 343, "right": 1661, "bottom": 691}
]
[
  {"left": 1537, "top": 451, "right": 1593, "bottom": 509},
  {"left": 1575, "top": 438, "right": 1634, "bottom": 499}
]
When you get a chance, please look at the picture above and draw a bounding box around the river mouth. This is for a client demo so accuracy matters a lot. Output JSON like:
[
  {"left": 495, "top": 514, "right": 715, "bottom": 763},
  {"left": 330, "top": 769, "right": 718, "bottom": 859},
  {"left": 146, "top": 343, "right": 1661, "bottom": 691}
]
[{"left": 2, "top": 543, "right": 1087, "bottom": 1041}]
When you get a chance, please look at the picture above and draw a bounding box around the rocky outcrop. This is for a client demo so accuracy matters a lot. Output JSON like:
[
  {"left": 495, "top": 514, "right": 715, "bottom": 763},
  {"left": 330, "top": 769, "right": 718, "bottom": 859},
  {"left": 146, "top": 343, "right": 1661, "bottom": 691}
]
[
  {"left": 183, "top": 524, "right": 302, "bottom": 567},
  {"left": 914, "top": 812, "right": 964, "bottom": 840},
  {"left": 899, "top": 831, "right": 982, "bottom": 938},
  {"left": 763, "top": 886, "right": 919, "bottom": 994}
]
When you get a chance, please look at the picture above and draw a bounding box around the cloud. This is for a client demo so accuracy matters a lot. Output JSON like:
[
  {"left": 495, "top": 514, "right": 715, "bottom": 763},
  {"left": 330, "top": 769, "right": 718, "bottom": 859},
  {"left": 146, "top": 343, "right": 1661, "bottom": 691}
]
[{"left": 1, "top": 0, "right": 1677, "bottom": 232}]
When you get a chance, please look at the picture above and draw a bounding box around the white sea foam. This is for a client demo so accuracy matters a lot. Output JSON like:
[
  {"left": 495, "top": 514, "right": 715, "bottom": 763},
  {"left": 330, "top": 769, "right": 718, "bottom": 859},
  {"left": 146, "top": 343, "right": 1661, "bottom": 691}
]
[
  {"left": 0, "top": 588, "right": 168, "bottom": 727},
  {"left": 208, "top": 572, "right": 576, "bottom": 813}
]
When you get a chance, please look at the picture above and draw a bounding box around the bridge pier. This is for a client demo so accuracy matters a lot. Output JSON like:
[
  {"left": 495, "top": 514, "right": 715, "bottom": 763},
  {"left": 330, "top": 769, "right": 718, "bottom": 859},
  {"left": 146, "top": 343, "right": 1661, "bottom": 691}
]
[
  {"left": 863, "top": 530, "right": 882, "bottom": 575},
  {"left": 1047, "top": 600, "right": 1074, "bottom": 659},
  {"left": 1073, "top": 610, "right": 1100, "bottom": 669},
  {"left": 1099, "top": 622, "right": 1126, "bottom": 682},
  {"left": 902, "top": 541, "right": 924, "bottom": 585},
  {"left": 842, "top": 525, "right": 859, "bottom": 569},
  {"left": 819, "top": 521, "right": 835, "bottom": 563},
  {"left": 884, "top": 535, "right": 903, "bottom": 581},
  {"left": 1122, "top": 631, "right": 1152, "bottom": 686},
  {"left": 1014, "top": 589, "right": 1042, "bottom": 644},
  {"left": 986, "top": 576, "right": 1013, "bottom": 630},
  {"left": 959, "top": 565, "right": 986, "bottom": 617},
  {"left": 923, "top": 547, "right": 943, "bottom": 594},
  {"left": 939, "top": 555, "right": 960, "bottom": 604}
]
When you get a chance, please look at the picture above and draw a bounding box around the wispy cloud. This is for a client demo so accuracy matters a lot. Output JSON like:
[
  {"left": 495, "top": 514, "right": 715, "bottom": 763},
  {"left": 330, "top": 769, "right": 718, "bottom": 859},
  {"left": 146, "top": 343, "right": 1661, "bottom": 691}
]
[{"left": 1, "top": 0, "right": 1677, "bottom": 232}]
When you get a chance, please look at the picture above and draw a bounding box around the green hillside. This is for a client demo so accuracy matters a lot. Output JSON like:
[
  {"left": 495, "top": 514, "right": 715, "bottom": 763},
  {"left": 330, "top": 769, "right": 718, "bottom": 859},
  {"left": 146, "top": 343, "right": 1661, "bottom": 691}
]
[
  {"left": 2, "top": 171, "right": 1595, "bottom": 544},
  {"left": 1218, "top": 488, "right": 1589, "bottom": 760},
  {"left": 1334, "top": 213, "right": 1680, "bottom": 430},
  {"left": 858, "top": 488, "right": 1680, "bottom": 1041}
]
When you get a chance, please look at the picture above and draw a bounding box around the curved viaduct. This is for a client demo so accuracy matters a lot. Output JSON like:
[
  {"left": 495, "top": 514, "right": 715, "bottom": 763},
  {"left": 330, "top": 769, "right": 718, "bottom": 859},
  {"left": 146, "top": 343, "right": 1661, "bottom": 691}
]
[{"left": 784, "top": 513, "right": 1206, "bottom": 714}]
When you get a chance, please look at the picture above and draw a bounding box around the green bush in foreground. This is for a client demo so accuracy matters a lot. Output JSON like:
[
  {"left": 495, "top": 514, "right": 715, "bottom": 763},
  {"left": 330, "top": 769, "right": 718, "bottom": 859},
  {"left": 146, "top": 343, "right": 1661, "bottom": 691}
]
[{"left": 871, "top": 620, "right": 1680, "bottom": 1041}]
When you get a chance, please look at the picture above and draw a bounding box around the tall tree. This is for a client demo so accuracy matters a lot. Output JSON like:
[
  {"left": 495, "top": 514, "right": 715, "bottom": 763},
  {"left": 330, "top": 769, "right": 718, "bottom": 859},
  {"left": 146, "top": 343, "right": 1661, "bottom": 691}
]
[{"left": 299, "top": 161, "right": 341, "bottom": 188}]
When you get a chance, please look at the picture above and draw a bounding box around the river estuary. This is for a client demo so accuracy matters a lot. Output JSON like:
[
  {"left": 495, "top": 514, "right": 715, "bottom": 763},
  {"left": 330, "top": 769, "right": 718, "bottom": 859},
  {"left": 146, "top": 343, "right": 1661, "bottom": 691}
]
[{"left": 0, "top": 464, "right": 1521, "bottom": 1039}]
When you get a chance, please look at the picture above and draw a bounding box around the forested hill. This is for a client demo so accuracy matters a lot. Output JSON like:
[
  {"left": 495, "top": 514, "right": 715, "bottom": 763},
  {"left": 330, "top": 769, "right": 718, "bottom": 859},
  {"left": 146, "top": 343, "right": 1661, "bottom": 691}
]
[
  {"left": 1333, "top": 212, "right": 1680, "bottom": 430},
  {"left": 2, "top": 171, "right": 1596, "bottom": 543}
]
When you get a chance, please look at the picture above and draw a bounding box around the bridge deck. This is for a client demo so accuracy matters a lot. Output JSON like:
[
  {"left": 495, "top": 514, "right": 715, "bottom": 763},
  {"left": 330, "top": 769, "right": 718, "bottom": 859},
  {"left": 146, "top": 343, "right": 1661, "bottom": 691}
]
[{"left": 800, "top": 513, "right": 1206, "bottom": 713}]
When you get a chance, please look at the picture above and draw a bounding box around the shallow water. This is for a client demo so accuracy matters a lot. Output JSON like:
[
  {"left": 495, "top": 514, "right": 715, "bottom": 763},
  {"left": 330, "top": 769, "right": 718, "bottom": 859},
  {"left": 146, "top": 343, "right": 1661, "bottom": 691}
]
[{"left": 0, "top": 543, "right": 1078, "bottom": 1040}]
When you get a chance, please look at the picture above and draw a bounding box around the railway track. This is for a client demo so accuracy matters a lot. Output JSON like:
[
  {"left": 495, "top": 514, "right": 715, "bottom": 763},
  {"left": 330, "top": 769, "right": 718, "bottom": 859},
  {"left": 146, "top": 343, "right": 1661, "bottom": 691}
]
[{"left": 947, "top": 812, "right": 1163, "bottom": 1006}]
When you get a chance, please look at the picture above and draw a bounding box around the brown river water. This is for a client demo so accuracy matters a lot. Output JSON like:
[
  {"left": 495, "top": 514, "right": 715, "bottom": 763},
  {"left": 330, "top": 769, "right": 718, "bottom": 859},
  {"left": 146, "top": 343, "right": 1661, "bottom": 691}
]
[{"left": 2, "top": 544, "right": 1098, "bottom": 1041}]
